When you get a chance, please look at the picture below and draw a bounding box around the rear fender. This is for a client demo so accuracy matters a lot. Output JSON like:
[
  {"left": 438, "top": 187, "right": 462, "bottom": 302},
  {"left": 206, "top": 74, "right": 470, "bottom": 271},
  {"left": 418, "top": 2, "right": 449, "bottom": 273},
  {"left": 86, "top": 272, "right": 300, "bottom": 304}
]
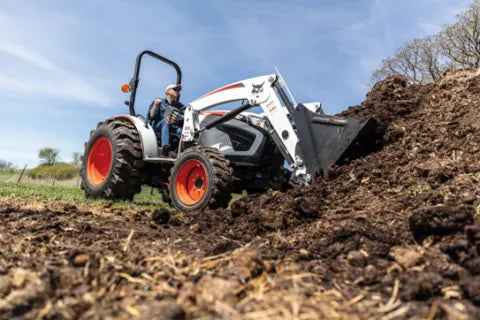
[{"left": 113, "top": 115, "right": 160, "bottom": 159}]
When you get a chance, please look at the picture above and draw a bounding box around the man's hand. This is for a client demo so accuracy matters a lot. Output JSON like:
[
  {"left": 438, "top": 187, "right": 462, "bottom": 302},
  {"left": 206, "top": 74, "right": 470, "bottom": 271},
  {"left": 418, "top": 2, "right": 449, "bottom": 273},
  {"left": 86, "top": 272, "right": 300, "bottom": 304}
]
[
  {"left": 166, "top": 116, "right": 173, "bottom": 125},
  {"left": 171, "top": 109, "right": 180, "bottom": 122},
  {"left": 149, "top": 99, "right": 162, "bottom": 118}
]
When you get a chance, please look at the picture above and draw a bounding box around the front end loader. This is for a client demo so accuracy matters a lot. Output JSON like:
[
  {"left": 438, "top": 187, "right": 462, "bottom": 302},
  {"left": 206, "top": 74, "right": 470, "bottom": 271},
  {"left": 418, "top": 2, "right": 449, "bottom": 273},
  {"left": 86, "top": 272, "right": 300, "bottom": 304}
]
[{"left": 81, "top": 51, "right": 376, "bottom": 212}]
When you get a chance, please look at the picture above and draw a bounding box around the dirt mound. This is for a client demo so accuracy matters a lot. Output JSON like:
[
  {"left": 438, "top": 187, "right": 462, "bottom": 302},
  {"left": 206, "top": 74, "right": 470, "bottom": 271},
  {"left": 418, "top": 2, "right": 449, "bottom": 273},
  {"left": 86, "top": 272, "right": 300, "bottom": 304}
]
[
  {"left": 2, "top": 69, "right": 480, "bottom": 318},
  {"left": 190, "top": 70, "right": 480, "bottom": 316},
  {"left": 341, "top": 75, "right": 424, "bottom": 121},
  {"left": 180, "top": 70, "right": 480, "bottom": 317},
  {"left": 181, "top": 189, "right": 322, "bottom": 242},
  {"left": 277, "top": 70, "right": 480, "bottom": 313}
]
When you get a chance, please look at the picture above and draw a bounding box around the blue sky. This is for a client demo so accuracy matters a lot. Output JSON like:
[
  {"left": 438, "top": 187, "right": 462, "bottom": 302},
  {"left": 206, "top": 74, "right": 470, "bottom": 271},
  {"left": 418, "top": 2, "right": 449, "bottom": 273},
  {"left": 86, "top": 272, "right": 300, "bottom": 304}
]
[{"left": 0, "top": 0, "right": 471, "bottom": 167}]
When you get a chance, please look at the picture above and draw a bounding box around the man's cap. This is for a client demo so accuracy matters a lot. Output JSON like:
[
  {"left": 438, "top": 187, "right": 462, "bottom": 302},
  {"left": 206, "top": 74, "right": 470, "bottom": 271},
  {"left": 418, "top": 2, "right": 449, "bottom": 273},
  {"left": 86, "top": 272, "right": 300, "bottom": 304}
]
[{"left": 166, "top": 84, "right": 182, "bottom": 92}]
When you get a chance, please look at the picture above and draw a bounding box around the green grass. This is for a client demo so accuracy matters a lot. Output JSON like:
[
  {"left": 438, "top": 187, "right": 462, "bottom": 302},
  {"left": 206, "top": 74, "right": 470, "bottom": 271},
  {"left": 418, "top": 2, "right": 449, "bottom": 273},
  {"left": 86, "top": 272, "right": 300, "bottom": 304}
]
[
  {"left": 0, "top": 177, "right": 168, "bottom": 210},
  {"left": 406, "top": 185, "right": 431, "bottom": 197},
  {"left": 0, "top": 181, "right": 85, "bottom": 201},
  {"left": 0, "top": 168, "right": 247, "bottom": 210},
  {"left": 231, "top": 190, "right": 248, "bottom": 201},
  {"left": 0, "top": 169, "right": 21, "bottom": 182}
]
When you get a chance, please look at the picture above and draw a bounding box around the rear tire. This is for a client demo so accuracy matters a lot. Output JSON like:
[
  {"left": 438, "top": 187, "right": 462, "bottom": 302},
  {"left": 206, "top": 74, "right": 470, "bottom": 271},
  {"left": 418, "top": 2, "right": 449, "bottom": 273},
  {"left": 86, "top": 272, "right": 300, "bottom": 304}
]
[
  {"left": 81, "top": 118, "right": 143, "bottom": 200},
  {"left": 169, "top": 147, "right": 233, "bottom": 212}
]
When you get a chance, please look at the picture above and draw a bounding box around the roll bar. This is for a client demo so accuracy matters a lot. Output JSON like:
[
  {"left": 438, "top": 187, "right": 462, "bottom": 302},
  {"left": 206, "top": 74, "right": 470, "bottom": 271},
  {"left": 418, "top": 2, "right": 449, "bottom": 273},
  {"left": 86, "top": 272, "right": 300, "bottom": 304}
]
[{"left": 127, "top": 50, "right": 182, "bottom": 116}]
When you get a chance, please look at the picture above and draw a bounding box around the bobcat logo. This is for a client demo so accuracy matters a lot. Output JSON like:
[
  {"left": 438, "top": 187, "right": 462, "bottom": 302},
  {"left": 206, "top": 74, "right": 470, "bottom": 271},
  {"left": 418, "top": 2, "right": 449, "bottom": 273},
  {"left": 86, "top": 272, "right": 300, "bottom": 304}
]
[{"left": 252, "top": 82, "right": 264, "bottom": 94}]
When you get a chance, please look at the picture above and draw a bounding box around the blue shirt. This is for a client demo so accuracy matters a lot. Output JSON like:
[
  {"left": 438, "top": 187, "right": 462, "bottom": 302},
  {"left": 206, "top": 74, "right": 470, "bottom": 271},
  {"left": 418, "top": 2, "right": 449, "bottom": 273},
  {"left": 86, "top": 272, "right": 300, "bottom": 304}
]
[{"left": 146, "top": 97, "right": 184, "bottom": 127}]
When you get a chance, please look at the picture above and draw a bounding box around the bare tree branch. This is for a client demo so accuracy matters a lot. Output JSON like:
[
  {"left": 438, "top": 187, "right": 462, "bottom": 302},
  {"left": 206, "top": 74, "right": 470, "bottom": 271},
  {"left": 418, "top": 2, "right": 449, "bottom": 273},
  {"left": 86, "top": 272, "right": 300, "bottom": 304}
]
[{"left": 372, "top": 1, "right": 480, "bottom": 84}]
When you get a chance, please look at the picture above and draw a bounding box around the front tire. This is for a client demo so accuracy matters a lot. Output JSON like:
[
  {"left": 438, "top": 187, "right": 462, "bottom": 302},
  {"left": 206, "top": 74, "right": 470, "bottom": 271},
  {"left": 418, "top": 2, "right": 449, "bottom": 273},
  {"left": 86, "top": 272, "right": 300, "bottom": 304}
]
[
  {"left": 169, "top": 147, "right": 233, "bottom": 212},
  {"left": 81, "top": 118, "right": 143, "bottom": 200}
]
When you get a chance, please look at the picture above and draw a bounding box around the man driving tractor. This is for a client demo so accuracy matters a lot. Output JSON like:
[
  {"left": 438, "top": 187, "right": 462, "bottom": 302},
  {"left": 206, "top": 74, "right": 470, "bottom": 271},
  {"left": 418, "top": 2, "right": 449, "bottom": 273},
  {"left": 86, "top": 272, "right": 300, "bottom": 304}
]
[
  {"left": 147, "top": 84, "right": 184, "bottom": 155},
  {"left": 82, "top": 50, "right": 376, "bottom": 212}
]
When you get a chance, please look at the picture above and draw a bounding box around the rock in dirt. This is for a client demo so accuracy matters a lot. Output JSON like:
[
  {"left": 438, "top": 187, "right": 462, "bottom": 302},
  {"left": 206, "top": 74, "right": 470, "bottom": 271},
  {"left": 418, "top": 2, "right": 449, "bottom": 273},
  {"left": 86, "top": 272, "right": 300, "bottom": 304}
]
[
  {"left": 409, "top": 205, "right": 474, "bottom": 242},
  {"left": 389, "top": 246, "right": 423, "bottom": 269}
]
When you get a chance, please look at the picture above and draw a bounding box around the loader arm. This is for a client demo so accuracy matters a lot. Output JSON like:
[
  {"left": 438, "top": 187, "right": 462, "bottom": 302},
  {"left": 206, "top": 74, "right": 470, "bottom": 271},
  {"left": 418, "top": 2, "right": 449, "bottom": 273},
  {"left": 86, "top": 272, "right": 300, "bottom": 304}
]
[
  {"left": 183, "top": 73, "right": 377, "bottom": 186},
  {"left": 183, "top": 74, "right": 310, "bottom": 183},
  {"left": 120, "top": 49, "right": 376, "bottom": 186}
]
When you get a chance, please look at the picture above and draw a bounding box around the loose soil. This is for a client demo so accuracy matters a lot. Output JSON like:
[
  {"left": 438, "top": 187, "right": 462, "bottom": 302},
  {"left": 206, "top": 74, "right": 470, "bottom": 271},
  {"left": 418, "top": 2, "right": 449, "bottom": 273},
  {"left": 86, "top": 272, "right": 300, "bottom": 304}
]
[{"left": 2, "top": 69, "right": 480, "bottom": 319}]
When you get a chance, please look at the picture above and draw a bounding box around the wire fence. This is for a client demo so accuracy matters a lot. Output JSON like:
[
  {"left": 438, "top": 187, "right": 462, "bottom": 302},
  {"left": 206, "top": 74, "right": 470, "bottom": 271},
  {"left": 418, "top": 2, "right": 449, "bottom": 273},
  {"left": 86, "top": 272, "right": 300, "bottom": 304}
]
[
  {"left": 2, "top": 171, "right": 159, "bottom": 195},
  {"left": 4, "top": 173, "right": 82, "bottom": 188},
  {"left": 0, "top": 164, "right": 82, "bottom": 188}
]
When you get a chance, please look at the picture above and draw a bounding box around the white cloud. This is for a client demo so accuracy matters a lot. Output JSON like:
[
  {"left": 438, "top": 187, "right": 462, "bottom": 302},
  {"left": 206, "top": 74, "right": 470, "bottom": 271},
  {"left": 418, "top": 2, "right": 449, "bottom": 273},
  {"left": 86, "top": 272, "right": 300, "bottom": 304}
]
[
  {"left": 0, "top": 74, "right": 112, "bottom": 107},
  {"left": 0, "top": 41, "right": 114, "bottom": 107},
  {"left": 0, "top": 41, "right": 65, "bottom": 74}
]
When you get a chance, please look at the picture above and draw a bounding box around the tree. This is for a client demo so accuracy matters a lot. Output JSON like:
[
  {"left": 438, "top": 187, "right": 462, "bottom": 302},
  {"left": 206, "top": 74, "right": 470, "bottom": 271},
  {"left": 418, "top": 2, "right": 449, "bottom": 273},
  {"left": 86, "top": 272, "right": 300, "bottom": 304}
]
[
  {"left": 438, "top": 0, "right": 480, "bottom": 69},
  {"left": 371, "top": 37, "right": 444, "bottom": 85},
  {"left": 0, "top": 159, "right": 14, "bottom": 169},
  {"left": 71, "top": 152, "right": 82, "bottom": 166},
  {"left": 418, "top": 36, "right": 446, "bottom": 82},
  {"left": 371, "top": 0, "right": 480, "bottom": 84},
  {"left": 38, "top": 147, "right": 60, "bottom": 165}
]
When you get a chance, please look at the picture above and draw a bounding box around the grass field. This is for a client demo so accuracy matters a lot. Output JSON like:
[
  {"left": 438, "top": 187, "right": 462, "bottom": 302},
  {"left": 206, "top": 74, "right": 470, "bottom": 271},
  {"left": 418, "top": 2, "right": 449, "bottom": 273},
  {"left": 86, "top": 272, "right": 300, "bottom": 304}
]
[
  {"left": 0, "top": 169, "right": 168, "bottom": 210},
  {"left": 0, "top": 169, "right": 245, "bottom": 210}
]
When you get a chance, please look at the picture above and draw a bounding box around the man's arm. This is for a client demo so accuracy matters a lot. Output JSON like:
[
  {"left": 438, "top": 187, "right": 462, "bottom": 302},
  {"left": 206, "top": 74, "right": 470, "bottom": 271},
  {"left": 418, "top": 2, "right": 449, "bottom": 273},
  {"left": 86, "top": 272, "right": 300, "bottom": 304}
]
[{"left": 149, "top": 99, "right": 162, "bottom": 119}]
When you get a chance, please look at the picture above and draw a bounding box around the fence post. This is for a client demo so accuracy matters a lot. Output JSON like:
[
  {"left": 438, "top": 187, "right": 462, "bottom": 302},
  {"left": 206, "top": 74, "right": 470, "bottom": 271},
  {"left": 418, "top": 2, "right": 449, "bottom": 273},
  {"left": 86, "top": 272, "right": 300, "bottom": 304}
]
[
  {"left": 77, "top": 177, "right": 80, "bottom": 188},
  {"left": 17, "top": 164, "right": 27, "bottom": 183},
  {"left": 52, "top": 175, "right": 56, "bottom": 186}
]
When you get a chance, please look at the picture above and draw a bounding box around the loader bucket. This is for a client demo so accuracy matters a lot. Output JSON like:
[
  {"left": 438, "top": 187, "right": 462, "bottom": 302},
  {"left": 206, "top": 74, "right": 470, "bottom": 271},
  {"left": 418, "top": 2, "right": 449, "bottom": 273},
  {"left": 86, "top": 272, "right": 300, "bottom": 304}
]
[{"left": 293, "top": 103, "right": 378, "bottom": 176}]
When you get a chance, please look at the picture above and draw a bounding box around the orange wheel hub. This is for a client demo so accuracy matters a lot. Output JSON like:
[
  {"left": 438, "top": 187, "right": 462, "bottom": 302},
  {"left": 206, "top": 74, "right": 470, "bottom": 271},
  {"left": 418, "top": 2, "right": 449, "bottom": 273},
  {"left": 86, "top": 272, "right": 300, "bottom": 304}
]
[
  {"left": 87, "top": 137, "right": 112, "bottom": 186},
  {"left": 175, "top": 159, "right": 208, "bottom": 205}
]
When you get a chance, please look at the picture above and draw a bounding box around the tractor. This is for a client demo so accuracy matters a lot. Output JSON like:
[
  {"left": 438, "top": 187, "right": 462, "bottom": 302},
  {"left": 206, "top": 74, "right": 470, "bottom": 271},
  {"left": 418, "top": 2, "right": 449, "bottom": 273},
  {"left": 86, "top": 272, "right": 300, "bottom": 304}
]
[{"left": 81, "top": 51, "right": 375, "bottom": 212}]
